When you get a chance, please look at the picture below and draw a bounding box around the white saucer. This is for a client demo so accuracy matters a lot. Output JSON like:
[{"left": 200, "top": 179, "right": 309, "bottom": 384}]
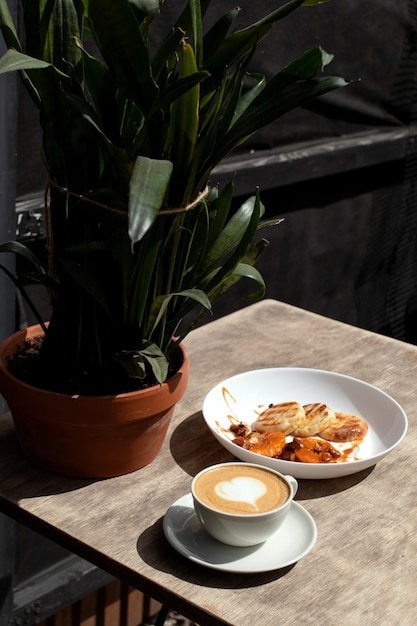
[{"left": 162, "top": 493, "right": 317, "bottom": 573}]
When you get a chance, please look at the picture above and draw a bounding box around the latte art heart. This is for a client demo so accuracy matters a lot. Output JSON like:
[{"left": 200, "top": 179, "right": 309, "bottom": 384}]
[
  {"left": 193, "top": 464, "right": 291, "bottom": 515},
  {"left": 215, "top": 477, "right": 267, "bottom": 511}
]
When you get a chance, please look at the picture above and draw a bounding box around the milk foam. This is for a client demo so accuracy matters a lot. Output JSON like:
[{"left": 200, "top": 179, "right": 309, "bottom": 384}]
[
  {"left": 194, "top": 464, "right": 290, "bottom": 514},
  {"left": 215, "top": 477, "right": 267, "bottom": 512}
]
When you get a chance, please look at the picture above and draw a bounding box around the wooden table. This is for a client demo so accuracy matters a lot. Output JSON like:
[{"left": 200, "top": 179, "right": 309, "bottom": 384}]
[{"left": 0, "top": 300, "right": 415, "bottom": 625}]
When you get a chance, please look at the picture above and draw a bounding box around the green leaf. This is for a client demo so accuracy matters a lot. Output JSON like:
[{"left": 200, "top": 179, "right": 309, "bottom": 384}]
[
  {"left": 0, "top": 0, "right": 23, "bottom": 51},
  {"left": 185, "top": 237, "right": 271, "bottom": 334},
  {"left": 204, "top": 48, "right": 258, "bottom": 141},
  {"left": 0, "top": 240, "right": 47, "bottom": 275},
  {"left": 117, "top": 340, "right": 168, "bottom": 384},
  {"left": 205, "top": 260, "right": 267, "bottom": 304},
  {"left": 126, "top": 223, "right": 163, "bottom": 332},
  {"left": 280, "top": 46, "right": 335, "bottom": 81},
  {"left": 76, "top": 45, "right": 120, "bottom": 145},
  {"left": 228, "top": 262, "right": 266, "bottom": 299},
  {"left": 229, "top": 72, "right": 266, "bottom": 129},
  {"left": 151, "top": 26, "right": 184, "bottom": 82},
  {"left": 128, "top": 0, "right": 160, "bottom": 15},
  {"left": 202, "top": 0, "right": 308, "bottom": 74},
  {"left": 0, "top": 48, "right": 73, "bottom": 113},
  {"left": 205, "top": 179, "right": 235, "bottom": 249},
  {"left": 164, "top": 41, "right": 201, "bottom": 205},
  {"left": 203, "top": 194, "right": 264, "bottom": 272},
  {"left": 0, "top": 262, "right": 48, "bottom": 331},
  {"left": 128, "top": 156, "right": 173, "bottom": 246},
  {"left": 141, "top": 342, "right": 169, "bottom": 384},
  {"left": 88, "top": 0, "right": 159, "bottom": 112},
  {"left": 207, "top": 48, "right": 349, "bottom": 168},
  {"left": 303, "top": 0, "right": 331, "bottom": 5},
  {"left": 0, "top": 48, "right": 51, "bottom": 73},
  {"left": 203, "top": 6, "right": 242, "bottom": 61},
  {"left": 150, "top": 70, "right": 209, "bottom": 119},
  {"left": 41, "top": 0, "right": 83, "bottom": 71},
  {"left": 172, "top": 0, "right": 211, "bottom": 45},
  {"left": 251, "top": 0, "right": 307, "bottom": 26},
  {"left": 0, "top": 241, "right": 49, "bottom": 331},
  {"left": 187, "top": 0, "right": 203, "bottom": 68},
  {"left": 147, "top": 288, "right": 212, "bottom": 338},
  {"left": 117, "top": 350, "right": 146, "bottom": 379}
]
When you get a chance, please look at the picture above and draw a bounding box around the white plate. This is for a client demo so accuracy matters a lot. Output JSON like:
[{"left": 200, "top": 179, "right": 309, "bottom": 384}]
[
  {"left": 163, "top": 493, "right": 317, "bottom": 573},
  {"left": 202, "top": 368, "right": 408, "bottom": 479}
]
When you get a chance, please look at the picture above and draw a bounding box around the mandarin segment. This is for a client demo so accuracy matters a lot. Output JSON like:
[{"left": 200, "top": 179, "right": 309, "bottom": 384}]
[
  {"left": 233, "top": 430, "right": 286, "bottom": 458},
  {"left": 287, "top": 437, "right": 341, "bottom": 463}
]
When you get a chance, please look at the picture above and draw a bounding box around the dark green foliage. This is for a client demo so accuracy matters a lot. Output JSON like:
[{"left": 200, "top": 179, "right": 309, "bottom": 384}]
[{"left": 0, "top": 0, "right": 347, "bottom": 392}]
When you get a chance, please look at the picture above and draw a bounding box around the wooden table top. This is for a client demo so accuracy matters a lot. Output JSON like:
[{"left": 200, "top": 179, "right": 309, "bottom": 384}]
[{"left": 0, "top": 300, "right": 415, "bottom": 625}]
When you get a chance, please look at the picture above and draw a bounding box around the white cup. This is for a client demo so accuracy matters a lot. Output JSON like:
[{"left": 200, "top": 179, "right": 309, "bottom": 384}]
[{"left": 191, "top": 462, "right": 298, "bottom": 547}]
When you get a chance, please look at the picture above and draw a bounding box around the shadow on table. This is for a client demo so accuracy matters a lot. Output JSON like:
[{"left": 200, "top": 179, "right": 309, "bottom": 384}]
[
  {"left": 170, "top": 411, "right": 375, "bottom": 501},
  {"left": 136, "top": 516, "right": 297, "bottom": 588},
  {"left": 0, "top": 423, "right": 97, "bottom": 499},
  {"left": 170, "top": 411, "right": 233, "bottom": 475}
]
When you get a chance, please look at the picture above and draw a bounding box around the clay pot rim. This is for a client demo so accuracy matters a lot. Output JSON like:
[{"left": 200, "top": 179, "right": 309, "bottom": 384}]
[{"left": 0, "top": 323, "right": 189, "bottom": 401}]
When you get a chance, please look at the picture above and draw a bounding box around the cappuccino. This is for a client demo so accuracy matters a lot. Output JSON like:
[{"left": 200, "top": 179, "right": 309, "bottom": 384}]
[{"left": 193, "top": 464, "right": 290, "bottom": 515}]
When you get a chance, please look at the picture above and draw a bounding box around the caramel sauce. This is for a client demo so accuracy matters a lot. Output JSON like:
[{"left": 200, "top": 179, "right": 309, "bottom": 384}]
[{"left": 338, "top": 440, "right": 362, "bottom": 462}]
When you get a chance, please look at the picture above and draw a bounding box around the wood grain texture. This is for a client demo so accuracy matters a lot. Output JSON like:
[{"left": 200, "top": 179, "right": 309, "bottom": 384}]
[{"left": 0, "top": 300, "right": 416, "bottom": 625}]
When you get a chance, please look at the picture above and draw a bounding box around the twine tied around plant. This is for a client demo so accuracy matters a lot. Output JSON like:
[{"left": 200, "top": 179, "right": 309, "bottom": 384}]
[
  {"left": 159, "top": 185, "right": 210, "bottom": 214},
  {"left": 43, "top": 176, "right": 209, "bottom": 278},
  {"left": 45, "top": 177, "right": 210, "bottom": 216}
]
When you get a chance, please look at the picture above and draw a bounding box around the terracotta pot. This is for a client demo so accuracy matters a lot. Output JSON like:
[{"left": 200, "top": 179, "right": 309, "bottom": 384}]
[{"left": 0, "top": 324, "right": 189, "bottom": 478}]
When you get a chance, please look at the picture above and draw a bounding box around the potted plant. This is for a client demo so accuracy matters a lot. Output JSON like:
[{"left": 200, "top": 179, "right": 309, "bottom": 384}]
[{"left": 0, "top": 0, "right": 347, "bottom": 477}]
